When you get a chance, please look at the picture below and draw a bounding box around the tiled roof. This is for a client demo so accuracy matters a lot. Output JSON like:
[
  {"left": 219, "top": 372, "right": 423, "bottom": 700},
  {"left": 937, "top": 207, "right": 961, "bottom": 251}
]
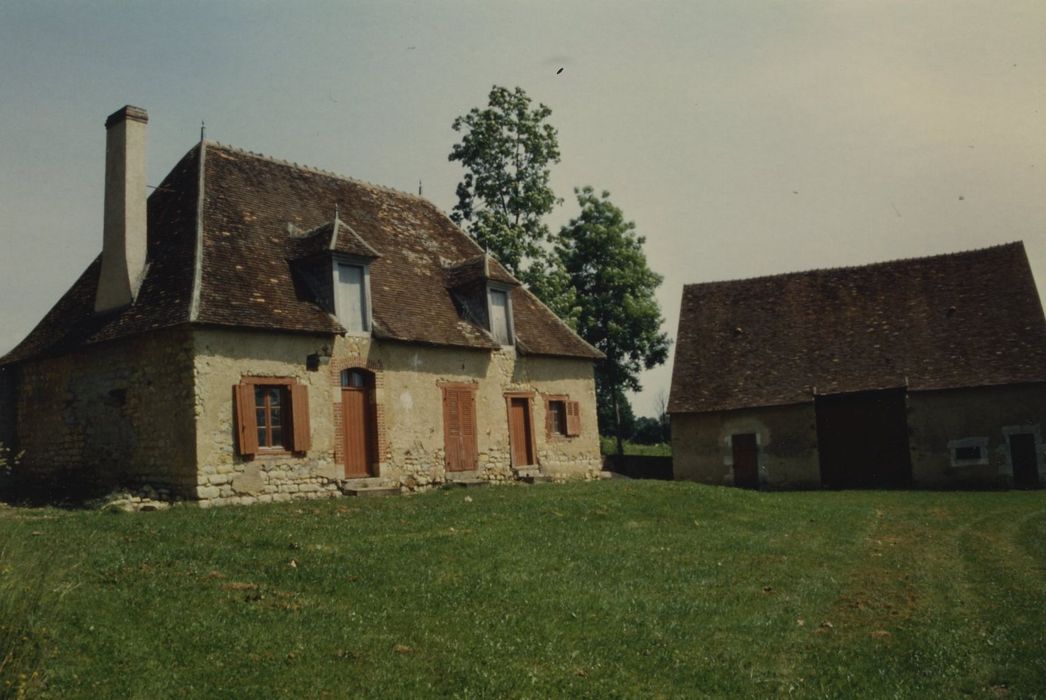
[
  {"left": 2, "top": 142, "right": 602, "bottom": 365},
  {"left": 668, "top": 242, "right": 1046, "bottom": 414}
]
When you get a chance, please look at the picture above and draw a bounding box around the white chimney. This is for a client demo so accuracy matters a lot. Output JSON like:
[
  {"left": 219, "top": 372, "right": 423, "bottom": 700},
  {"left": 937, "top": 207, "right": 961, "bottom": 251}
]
[{"left": 95, "top": 105, "right": 149, "bottom": 313}]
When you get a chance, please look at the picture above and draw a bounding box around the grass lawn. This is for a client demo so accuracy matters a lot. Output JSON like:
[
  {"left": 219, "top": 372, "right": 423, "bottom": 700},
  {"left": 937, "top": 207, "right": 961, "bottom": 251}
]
[{"left": 1, "top": 482, "right": 1044, "bottom": 698}]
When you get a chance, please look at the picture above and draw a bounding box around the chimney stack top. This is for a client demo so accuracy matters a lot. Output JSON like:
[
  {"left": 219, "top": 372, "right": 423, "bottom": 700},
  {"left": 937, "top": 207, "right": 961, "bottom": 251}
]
[{"left": 105, "top": 105, "right": 148, "bottom": 129}]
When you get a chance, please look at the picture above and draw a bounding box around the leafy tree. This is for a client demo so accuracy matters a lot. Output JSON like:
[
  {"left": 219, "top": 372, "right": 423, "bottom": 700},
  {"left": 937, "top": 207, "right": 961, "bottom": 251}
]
[
  {"left": 596, "top": 387, "right": 635, "bottom": 440},
  {"left": 559, "top": 187, "right": 671, "bottom": 456},
  {"left": 632, "top": 417, "right": 665, "bottom": 445},
  {"left": 448, "top": 86, "right": 576, "bottom": 322}
]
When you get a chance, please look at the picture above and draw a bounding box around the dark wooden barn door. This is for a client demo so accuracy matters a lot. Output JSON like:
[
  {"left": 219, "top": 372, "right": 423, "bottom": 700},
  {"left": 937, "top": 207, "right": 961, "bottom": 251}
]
[
  {"left": 816, "top": 388, "right": 912, "bottom": 488},
  {"left": 509, "top": 397, "right": 535, "bottom": 467},
  {"left": 1009, "top": 433, "right": 1040, "bottom": 488},
  {"left": 731, "top": 433, "right": 759, "bottom": 488},
  {"left": 444, "top": 387, "right": 478, "bottom": 472}
]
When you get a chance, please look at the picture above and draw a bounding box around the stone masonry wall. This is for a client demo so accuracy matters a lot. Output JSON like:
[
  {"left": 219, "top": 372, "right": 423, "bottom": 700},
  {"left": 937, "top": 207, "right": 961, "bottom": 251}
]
[
  {"left": 13, "top": 328, "right": 197, "bottom": 494},
  {"left": 672, "top": 403, "right": 821, "bottom": 488},
  {"left": 192, "top": 328, "right": 602, "bottom": 506}
]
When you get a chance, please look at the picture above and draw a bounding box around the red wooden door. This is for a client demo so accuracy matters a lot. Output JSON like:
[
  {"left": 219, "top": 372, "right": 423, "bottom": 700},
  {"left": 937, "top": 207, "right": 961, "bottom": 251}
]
[
  {"left": 509, "top": 398, "right": 534, "bottom": 467},
  {"left": 731, "top": 433, "right": 759, "bottom": 489},
  {"left": 342, "top": 387, "right": 373, "bottom": 477},
  {"left": 444, "top": 387, "right": 477, "bottom": 472}
]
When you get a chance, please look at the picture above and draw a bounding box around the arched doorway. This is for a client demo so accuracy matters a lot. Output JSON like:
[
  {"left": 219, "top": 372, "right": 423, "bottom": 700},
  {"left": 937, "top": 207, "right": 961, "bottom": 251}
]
[{"left": 341, "top": 369, "right": 377, "bottom": 478}]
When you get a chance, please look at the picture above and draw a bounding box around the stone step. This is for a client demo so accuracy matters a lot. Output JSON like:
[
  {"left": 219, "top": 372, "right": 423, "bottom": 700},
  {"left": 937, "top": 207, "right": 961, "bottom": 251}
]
[
  {"left": 341, "top": 484, "right": 401, "bottom": 497},
  {"left": 443, "top": 476, "right": 488, "bottom": 488}
]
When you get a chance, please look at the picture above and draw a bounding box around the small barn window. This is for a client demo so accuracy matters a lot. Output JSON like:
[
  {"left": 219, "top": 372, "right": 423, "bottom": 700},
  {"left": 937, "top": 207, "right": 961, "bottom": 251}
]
[
  {"left": 948, "top": 437, "right": 989, "bottom": 467},
  {"left": 335, "top": 262, "right": 371, "bottom": 334},
  {"left": 547, "top": 399, "right": 568, "bottom": 436}
]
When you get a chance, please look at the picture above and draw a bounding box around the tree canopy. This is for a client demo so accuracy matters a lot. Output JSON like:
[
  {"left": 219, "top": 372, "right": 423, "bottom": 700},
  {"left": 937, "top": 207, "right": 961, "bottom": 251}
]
[
  {"left": 558, "top": 187, "right": 671, "bottom": 451},
  {"left": 448, "top": 86, "right": 577, "bottom": 322}
]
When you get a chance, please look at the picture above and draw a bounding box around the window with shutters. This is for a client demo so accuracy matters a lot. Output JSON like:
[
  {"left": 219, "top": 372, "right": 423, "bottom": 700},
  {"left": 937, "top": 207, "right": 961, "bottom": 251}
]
[
  {"left": 234, "top": 377, "right": 311, "bottom": 457},
  {"left": 545, "top": 395, "right": 582, "bottom": 438}
]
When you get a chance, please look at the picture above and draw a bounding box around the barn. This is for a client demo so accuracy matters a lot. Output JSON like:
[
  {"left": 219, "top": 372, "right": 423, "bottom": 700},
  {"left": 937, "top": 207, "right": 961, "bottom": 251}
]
[{"left": 668, "top": 243, "right": 1046, "bottom": 489}]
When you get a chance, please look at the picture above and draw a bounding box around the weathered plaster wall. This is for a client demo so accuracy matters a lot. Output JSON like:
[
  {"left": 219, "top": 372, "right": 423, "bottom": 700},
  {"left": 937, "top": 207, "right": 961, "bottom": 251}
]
[
  {"left": 13, "top": 328, "right": 196, "bottom": 493},
  {"left": 908, "top": 383, "right": 1046, "bottom": 487},
  {"left": 192, "top": 328, "right": 602, "bottom": 505},
  {"left": 671, "top": 403, "right": 820, "bottom": 488}
]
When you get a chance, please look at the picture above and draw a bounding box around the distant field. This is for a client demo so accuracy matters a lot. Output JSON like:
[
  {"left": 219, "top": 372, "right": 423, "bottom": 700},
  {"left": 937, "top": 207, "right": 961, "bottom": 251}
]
[{"left": 1, "top": 483, "right": 1044, "bottom": 698}]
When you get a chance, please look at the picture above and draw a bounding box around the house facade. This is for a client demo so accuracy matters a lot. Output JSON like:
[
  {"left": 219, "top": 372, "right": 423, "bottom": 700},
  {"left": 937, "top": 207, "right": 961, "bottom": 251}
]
[
  {"left": 0, "top": 106, "right": 604, "bottom": 505},
  {"left": 668, "top": 244, "right": 1046, "bottom": 489}
]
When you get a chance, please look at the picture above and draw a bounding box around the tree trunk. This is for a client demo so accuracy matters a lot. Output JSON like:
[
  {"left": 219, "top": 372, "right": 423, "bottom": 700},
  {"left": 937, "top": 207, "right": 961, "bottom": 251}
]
[{"left": 613, "top": 387, "right": 624, "bottom": 465}]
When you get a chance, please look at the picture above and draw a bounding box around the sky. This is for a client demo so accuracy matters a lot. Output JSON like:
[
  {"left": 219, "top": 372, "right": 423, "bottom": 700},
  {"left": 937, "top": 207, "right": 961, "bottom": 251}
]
[{"left": 1, "top": 1, "right": 1044, "bottom": 417}]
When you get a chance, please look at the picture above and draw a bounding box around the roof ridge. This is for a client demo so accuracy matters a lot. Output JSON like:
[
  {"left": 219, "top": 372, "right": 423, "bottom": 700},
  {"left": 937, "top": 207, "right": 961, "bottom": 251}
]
[
  {"left": 683, "top": 241, "right": 1026, "bottom": 289},
  {"left": 204, "top": 140, "right": 437, "bottom": 206}
]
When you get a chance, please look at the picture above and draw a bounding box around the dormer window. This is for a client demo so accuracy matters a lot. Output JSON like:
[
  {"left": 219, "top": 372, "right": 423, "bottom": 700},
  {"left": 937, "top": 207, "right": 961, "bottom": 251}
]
[
  {"left": 488, "top": 286, "right": 513, "bottom": 345},
  {"left": 335, "top": 260, "right": 371, "bottom": 334}
]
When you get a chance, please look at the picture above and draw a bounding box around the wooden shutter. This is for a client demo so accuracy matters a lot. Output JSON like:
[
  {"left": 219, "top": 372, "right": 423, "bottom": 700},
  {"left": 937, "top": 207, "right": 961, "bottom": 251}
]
[
  {"left": 566, "top": 400, "right": 581, "bottom": 436},
  {"left": 443, "top": 388, "right": 461, "bottom": 470},
  {"left": 461, "top": 389, "right": 477, "bottom": 470},
  {"left": 289, "top": 383, "right": 311, "bottom": 453},
  {"left": 235, "top": 384, "right": 259, "bottom": 455},
  {"left": 545, "top": 400, "right": 554, "bottom": 436}
]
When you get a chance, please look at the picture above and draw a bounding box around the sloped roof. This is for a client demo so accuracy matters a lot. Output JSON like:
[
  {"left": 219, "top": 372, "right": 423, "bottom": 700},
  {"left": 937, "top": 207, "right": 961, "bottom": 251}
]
[
  {"left": 2, "top": 142, "right": 602, "bottom": 365},
  {"left": 669, "top": 242, "right": 1046, "bottom": 414}
]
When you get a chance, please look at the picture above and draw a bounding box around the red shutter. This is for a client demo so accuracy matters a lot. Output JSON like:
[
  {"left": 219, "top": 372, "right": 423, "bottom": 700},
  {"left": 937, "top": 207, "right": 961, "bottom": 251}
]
[
  {"left": 443, "top": 388, "right": 460, "bottom": 470},
  {"left": 461, "top": 389, "right": 477, "bottom": 470},
  {"left": 566, "top": 400, "right": 581, "bottom": 436},
  {"left": 235, "top": 384, "right": 259, "bottom": 455},
  {"left": 289, "top": 383, "right": 311, "bottom": 453}
]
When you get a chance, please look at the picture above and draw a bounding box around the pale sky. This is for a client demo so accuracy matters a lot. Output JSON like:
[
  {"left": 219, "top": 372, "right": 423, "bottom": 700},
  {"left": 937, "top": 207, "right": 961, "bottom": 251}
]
[{"left": 1, "top": 1, "right": 1044, "bottom": 417}]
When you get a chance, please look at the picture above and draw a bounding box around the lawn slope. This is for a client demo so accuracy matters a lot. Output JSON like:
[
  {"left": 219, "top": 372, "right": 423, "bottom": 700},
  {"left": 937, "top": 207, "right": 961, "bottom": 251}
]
[{"left": 1, "top": 482, "right": 1043, "bottom": 698}]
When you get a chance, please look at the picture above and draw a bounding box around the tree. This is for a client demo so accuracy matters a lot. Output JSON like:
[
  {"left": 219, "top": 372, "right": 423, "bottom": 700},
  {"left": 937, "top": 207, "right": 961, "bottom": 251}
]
[
  {"left": 448, "top": 86, "right": 577, "bottom": 322},
  {"left": 558, "top": 187, "right": 671, "bottom": 456},
  {"left": 596, "top": 386, "right": 635, "bottom": 440}
]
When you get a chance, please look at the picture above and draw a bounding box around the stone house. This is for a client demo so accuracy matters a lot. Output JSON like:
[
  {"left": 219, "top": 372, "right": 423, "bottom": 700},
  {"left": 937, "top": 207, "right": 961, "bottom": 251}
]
[
  {"left": 0, "top": 106, "right": 604, "bottom": 505},
  {"left": 668, "top": 243, "right": 1046, "bottom": 489}
]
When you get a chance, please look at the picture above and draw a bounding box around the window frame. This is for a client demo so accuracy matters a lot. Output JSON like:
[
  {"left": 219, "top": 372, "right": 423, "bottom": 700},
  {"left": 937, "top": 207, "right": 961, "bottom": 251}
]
[
  {"left": 486, "top": 282, "right": 514, "bottom": 346},
  {"left": 235, "top": 376, "right": 311, "bottom": 458},
  {"left": 332, "top": 255, "right": 373, "bottom": 335},
  {"left": 947, "top": 436, "right": 989, "bottom": 467},
  {"left": 544, "top": 394, "right": 581, "bottom": 438}
]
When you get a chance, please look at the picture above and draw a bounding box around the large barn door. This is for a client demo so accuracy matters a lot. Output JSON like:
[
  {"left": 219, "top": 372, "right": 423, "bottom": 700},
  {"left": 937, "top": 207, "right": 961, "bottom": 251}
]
[{"left": 816, "top": 388, "right": 911, "bottom": 488}]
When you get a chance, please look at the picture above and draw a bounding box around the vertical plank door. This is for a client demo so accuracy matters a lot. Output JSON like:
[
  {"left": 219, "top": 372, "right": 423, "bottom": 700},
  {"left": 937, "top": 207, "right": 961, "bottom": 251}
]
[{"left": 342, "top": 387, "right": 370, "bottom": 477}]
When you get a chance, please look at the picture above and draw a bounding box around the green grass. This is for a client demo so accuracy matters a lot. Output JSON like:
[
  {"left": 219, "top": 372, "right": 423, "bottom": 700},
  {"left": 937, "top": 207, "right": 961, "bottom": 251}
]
[
  {"left": 599, "top": 437, "right": 671, "bottom": 456},
  {"left": 0, "top": 483, "right": 1044, "bottom": 698}
]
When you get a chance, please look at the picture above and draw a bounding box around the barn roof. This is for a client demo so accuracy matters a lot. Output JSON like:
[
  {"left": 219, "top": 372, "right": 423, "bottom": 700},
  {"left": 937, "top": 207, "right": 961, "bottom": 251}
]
[
  {"left": 668, "top": 242, "right": 1046, "bottom": 414},
  {"left": 2, "top": 142, "right": 601, "bottom": 365}
]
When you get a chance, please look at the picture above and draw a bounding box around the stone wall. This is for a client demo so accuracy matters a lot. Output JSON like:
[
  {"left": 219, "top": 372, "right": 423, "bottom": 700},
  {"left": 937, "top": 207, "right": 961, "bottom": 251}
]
[
  {"left": 671, "top": 403, "right": 821, "bottom": 488},
  {"left": 192, "top": 328, "right": 602, "bottom": 506},
  {"left": 12, "top": 328, "right": 197, "bottom": 494},
  {"left": 0, "top": 365, "right": 17, "bottom": 452},
  {"left": 908, "top": 383, "right": 1046, "bottom": 487}
]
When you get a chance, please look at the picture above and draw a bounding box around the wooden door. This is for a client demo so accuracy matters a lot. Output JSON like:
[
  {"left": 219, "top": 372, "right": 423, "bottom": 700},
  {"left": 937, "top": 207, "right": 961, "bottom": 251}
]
[
  {"left": 1010, "top": 433, "right": 1040, "bottom": 488},
  {"left": 444, "top": 387, "right": 477, "bottom": 472},
  {"left": 342, "top": 387, "right": 374, "bottom": 477},
  {"left": 816, "top": 388, "right": 912, "bottom": 488},
  {"left": 731, "top": 433, "right": 759, "bottom": 488},
  {"left": 509, "top": 397, "right": 534, "bottom": 467}
]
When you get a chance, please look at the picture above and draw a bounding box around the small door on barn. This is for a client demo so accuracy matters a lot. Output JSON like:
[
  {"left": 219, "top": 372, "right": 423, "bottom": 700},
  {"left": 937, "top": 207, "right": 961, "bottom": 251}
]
[
  {"left": 1009, "top": 433, "right": 1040, "bottom": 488},
  {"left": 341, "top": 369, "right": 377, "bottom": 478},
  {"left": 816, "top": 388, "right": 912, "bottom": 488},
  {"left": 508, "top": 397, "right": 535, "bottom": 467},
  {"left": 731, "top": 433, "right": 759, "bottom": 488},
  {"left": 443, "top": 386, "right": 478, "bottom": 472}
]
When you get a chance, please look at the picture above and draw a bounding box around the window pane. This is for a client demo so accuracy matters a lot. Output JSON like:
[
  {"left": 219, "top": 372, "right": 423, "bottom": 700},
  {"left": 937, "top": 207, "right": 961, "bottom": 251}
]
[
  {"left": 337, "top": 264, "right": 366, "bottom": 332},
  {"left": 255, "top": 386, "right": 265, "bottom": 408},
  {"left": 257, "top": 426, "right": 267, "bottom": 447},
  {"left": 489, "top": 289, "right": 510, "bottom": 344},
  {"left": 271, "top": 427, "right": 283, "bottom": 447},
  {"left": 269, "top": 387, "right": 281, "bottom": 405},
  {"left": 256, "top": 407, "right": 266, "bottom": 426},
  {"left": 550, "top": 400, "right": 567, "bottom": 435}
]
